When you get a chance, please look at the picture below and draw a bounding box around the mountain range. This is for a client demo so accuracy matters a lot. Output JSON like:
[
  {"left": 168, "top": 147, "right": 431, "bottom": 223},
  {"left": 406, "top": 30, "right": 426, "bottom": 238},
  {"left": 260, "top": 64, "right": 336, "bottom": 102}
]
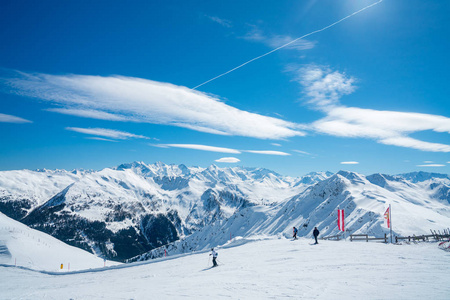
[{"left": 0, "top": 162, "right": 449, "bottom": 261}]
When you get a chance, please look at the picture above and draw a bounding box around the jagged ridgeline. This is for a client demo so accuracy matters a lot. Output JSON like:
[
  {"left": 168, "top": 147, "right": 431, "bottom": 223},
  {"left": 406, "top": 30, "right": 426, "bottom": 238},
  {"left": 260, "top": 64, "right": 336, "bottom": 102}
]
[{"left": 0, "top": 163, "right": 449, "bottom": 262}]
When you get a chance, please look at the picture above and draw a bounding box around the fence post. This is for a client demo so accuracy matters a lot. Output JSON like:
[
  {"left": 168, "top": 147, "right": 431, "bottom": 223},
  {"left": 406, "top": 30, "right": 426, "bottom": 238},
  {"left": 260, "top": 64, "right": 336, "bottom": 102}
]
[
  {"left": 395, "top": 236, "right": 397, "bottom": 243},
  {"left": 366, "top": 235, "right": 368, "bottom": 242}
]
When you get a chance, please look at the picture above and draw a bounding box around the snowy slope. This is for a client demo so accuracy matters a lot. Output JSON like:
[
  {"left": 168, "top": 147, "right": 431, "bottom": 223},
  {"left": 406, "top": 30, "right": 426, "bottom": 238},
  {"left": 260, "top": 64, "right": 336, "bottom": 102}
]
[
  {"left": 1, "top": 237, "right": 449, "bottom": 299},
  {"left": 0, "top": 212, "right": 120, "bottom": 271}
]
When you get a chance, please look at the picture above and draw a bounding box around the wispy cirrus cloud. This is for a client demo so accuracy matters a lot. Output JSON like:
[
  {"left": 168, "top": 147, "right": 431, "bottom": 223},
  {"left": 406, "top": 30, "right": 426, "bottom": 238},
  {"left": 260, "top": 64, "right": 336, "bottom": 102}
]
[
  {"left": 416, "top": 164, "right": 445, "bottom": 167},
  {"left": 215, "top": 157, "right": 240, "bottom": 163},
  {"left": 66, "top": 127, "right": 148, "bottom": 140},
  {"left": 244, "top": 150, "right": 290, "bottom": 156},
  {"left": 3, "top": 71, "right": 305, "bottom": 140},
  {"left": 206, "top": 15, "right": 232, "bottom": 28},
  {"left": 155, "top": 144, "right": 241, "bottom": 154},
  {"left": 46, "top": 108, "right": 132, "bottom": 122},
  {"left": 340, "top": 161, "right": 359, "bottom": 165},
  {"left": 154, "top": 144, "right": 291, "bottom": 156},
  {"left": 0, "top": 113, "right": 32, "bottom": 123},
  {"left": 292, "top": 149, "right": 312, "bottom": 156},
  {"left": 291, "top": 64, "right": 450, "bottom": 153},
  {"left": 86, "top": 137, "right": 118, "bottom": 142},
  {"left": 243, "top": 26, "right": 316, "bottom": 51}
]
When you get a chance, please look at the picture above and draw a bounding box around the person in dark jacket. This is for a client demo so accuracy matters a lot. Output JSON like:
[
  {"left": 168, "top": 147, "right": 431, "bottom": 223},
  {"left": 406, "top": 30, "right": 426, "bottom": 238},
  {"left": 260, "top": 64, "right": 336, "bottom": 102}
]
[
  {"left": 293, "top": 227, "right": 298, "bottom": 240},
  {"left": 313, "top": 227, "right": 320, "bottom": 244},
  {"left": 210, "top": 248, "right": 218, "bottom": 267}
]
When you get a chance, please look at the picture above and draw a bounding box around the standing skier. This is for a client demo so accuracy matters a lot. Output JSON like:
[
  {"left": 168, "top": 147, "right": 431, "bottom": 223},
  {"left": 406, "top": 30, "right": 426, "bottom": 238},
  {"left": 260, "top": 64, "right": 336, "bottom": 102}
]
[
  {"left": 293, "top": 227, "right": 298, "bottom": 240},
  {"left": 210, "top": 248, "right": 218, "bottom": 267},
  {"left": 313, "top": 227, "right": 320, "bottom": 244}
]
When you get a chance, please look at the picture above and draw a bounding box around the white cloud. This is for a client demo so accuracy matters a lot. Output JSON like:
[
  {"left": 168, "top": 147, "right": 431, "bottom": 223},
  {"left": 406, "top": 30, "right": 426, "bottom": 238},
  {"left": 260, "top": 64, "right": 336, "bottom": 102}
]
[
  {"left": 271, "top": 143, "right": 282, "bottom": 147},
  {"left": 0, "top": 113, "right": 32, "bottom": 123},
  {"left": 66, "top": 127, "right": 148, "bottom": 140},
  {"left": 206, "top": 15, "right": 232, "bottom": 28},
  {"left": 340, "top": 161, "right": 359, "bottom": 165},
  {"left": 86, "top": 137, "right": 118, "bottom": 142},
  {"left": 243, "top": 26, "right": 316, "bottom": 51},
  {"left": 5, "top": 72, "right": 305, "bottom": 140},
  {"left": 215, "top": 157, "right": 241, "bottom": 163},
  {"left": 310, "top": 106, "right": 450, "bottom": 152},
  {"left": 157, "top": 144, "right": 241, "bottom": 154},
  {"left": 379, "top": 137, "right": 450, "bottom": 152},
  {"left": 289, "top": 64, "right": 356, "bottom": 109},
  {"left": 155, "top": 144, "right": 291, "bottom": 156},
  {"left": 290, "top": 65, "right": 450, "bottom": 153},
  {"left": 416, "top": 164, "right": 445, "bottom": 167},
  {"left": 46, "top": 108, "right": 131, "bottom": 122},
  {"left": 292, "top": 149, "right": 312, "bottom": 156},
  {"left": 267, "top": 35, "right": 316, "bottom": 51},
  {"left": 423, "top": 161, "right": 434, "bottom": 163},
  {"left": 244, "top": 150, "right": 291, "bottom": 156}
]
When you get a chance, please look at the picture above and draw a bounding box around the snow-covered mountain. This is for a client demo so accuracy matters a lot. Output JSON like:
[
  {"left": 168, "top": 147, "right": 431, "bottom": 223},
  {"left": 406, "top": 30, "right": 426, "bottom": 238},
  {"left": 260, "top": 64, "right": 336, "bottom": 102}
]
[
  {"left": 0, "top": 162, "right": 320, "bottom": 260},
  {"left": 133, "top": 170, "right": 450, "bottom": 260},
  {"left": 0, "top": 162, "right": 449, "bottom": 262}
]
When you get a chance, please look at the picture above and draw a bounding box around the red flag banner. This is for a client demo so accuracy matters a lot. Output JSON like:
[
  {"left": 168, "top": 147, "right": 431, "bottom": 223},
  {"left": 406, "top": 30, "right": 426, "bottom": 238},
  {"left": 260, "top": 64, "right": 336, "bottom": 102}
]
[
  {"left": 337, "top": 209, "right": 345, "bottom": 231},
  {"left": 384, "top": 207, "right": 390, "bottom": 228}
]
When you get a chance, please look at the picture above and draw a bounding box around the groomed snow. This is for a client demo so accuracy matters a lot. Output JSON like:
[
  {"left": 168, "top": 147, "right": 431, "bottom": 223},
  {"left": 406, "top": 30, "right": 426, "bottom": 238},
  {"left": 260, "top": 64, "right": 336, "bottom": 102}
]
[
  {"left": 0, "top": 212, "right": 120, "bottom": 272},
  {"left": 1, "top": 236, "right": 449, "bottom": 299}
]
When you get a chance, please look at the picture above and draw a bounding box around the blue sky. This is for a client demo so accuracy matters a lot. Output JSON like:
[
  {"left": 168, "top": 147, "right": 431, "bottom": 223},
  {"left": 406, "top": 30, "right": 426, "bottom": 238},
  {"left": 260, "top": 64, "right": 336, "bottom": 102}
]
[{"left": 0, "top": 0, "right": 449, "bottom": 176}]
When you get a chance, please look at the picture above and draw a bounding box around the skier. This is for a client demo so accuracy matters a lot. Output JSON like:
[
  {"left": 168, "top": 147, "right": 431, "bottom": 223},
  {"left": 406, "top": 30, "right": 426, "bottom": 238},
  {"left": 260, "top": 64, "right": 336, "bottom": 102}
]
[
  {"left": 293, "top": 227, "right": 298, "bottom": 240},
  {"left": 313, "top": 227, "right": 320, "bottom": 244},
  {"left": 210, "top": 248, "right": 218, "bottom": 267}
]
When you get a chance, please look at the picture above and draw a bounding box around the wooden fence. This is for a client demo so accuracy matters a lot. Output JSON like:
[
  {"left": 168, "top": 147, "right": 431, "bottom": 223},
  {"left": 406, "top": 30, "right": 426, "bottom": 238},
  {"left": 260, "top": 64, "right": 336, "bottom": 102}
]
[
  {"left": 321, "top": 234, "right": 343, "bottom": 241},
  {"left": 395, "top": 229, "right": 450, "bottom": 243},
  {"left": 321, "top": 229, "right": 450, "bottom": 244},
  {"left": 321, "top": 233, "right": 387, "bottom": 242},
  {"left": 350, "top": 234, "right": 388, "bottom": 243}
]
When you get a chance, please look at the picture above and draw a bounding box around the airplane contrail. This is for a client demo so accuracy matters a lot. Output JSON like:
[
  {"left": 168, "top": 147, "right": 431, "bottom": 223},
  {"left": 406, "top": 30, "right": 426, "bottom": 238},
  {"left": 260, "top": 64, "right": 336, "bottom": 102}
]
[{"left": 192, "top": 0, "right": 383, "bottom": 90}]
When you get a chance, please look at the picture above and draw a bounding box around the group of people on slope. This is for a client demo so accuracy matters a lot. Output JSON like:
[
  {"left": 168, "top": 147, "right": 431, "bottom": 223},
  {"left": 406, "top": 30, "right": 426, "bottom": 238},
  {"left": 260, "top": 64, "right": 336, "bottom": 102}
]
[
  {"left": 209, "top": 226, "right": 320, "bottom": 267},
  {"left": 293, "top": 226, "right": 320, "bottom": 244}
]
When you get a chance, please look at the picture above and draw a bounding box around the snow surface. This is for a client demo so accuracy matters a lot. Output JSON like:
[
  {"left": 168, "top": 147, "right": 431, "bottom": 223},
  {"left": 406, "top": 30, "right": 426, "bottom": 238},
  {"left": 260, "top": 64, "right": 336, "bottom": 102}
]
[
  {"left": 1, "top": 236, "right": 449, "bottom": 299},
  {"left": 0, "top": 212, "right": 120, "bottom": 271}
]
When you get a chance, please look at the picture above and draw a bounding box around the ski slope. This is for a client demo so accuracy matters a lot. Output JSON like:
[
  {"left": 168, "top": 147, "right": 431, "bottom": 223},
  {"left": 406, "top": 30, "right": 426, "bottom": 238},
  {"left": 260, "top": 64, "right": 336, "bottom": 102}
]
[
  {"left": 1, "top": 236, "right": 449, "bottom": 299},
  {"left": 0, "top": 212, "right": 120, "bottom": 272}
]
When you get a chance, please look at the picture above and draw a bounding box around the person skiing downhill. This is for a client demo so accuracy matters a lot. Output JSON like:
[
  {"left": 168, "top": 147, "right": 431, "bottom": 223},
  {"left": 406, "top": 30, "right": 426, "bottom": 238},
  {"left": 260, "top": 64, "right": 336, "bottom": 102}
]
[
  {"left": 313, "top": 227, "right": 320, "bottom": 244},
  {"left": 293, "top": 227, "right": 298, "bottom": 240},
  {"left": 210, "top": 248, "right": 218, "bottom": 267}
]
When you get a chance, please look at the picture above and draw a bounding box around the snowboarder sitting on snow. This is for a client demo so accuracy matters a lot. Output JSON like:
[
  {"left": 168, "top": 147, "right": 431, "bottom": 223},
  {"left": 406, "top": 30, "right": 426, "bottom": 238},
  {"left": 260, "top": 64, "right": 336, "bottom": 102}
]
[
  {"left": 313, "top": 227, "right": 320, "bottom": 244},
  {"left": 210, "top": 248, "right": 218, "bottom": 267},
  {"left": 293, "top": 227, "right": 298, "bottom": 240}
]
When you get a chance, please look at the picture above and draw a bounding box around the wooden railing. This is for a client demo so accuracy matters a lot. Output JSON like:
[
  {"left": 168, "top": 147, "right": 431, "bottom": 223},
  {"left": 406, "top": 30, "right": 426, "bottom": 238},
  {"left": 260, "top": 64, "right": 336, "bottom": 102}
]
[
  {"left": 320, "top": 229, "right": 450, "bottom": 244},
  {"left": 321, "top": 234, "right": 343, "bottom": 241},
  {"left": 395, "top": 229, "right": 450, "bottom": 243},
  {"left": 350, "top": 234, "right": 388, "bottom": 243}
]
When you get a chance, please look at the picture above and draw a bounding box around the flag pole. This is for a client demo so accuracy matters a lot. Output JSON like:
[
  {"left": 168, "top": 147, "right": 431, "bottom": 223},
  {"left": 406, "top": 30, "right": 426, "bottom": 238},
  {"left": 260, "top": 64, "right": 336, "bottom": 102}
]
[{"left": 389, "top": 204, "right": 393, "bottom": 243}]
